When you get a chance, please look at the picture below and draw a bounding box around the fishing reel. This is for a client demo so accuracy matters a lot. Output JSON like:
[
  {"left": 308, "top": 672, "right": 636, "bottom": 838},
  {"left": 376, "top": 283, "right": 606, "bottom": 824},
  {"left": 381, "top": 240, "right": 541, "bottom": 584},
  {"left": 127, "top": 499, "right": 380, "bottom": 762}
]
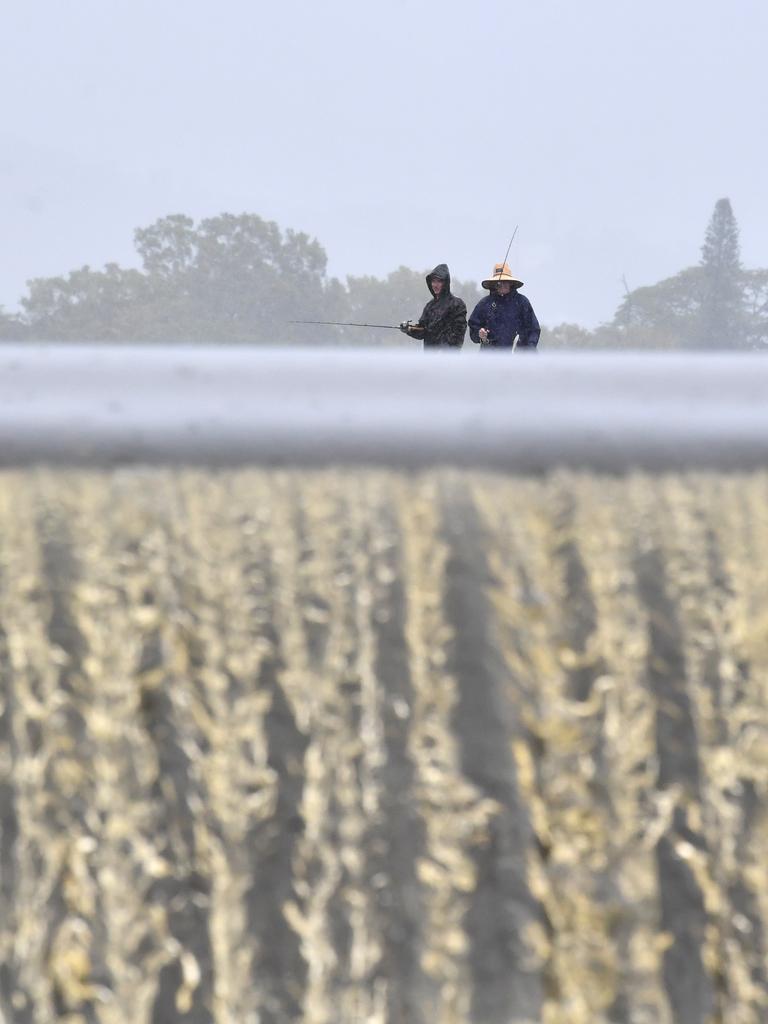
[{"left": 399, "top": 321, "right": 424, "bottom": 336}]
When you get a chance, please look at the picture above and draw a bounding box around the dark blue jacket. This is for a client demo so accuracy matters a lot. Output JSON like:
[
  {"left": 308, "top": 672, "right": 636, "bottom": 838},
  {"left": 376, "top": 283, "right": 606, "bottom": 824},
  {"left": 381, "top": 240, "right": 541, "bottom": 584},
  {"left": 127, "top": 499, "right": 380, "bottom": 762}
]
[{"left": 468, "top": 290, "right": 540, "bottom": 349}]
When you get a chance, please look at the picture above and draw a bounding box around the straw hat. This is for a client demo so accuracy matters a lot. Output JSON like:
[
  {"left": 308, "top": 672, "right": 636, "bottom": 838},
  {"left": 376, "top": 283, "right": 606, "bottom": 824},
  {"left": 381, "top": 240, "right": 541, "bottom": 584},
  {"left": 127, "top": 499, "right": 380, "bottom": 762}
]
[{"left": 481, "top": 262, "right": 524, "bottom": 290}]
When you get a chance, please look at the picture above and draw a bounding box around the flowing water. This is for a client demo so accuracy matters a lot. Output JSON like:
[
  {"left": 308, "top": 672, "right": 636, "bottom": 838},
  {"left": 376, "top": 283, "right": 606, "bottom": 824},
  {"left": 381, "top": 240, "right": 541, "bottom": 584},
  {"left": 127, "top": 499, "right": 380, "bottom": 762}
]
[{"left": 0, "top": 467, "right": 767, "bottom": 1024}]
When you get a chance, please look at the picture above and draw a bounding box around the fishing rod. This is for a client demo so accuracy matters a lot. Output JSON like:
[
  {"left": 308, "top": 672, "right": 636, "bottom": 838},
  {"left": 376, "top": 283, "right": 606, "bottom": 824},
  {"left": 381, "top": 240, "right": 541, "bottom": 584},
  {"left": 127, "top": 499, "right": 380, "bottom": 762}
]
[
  {"left": 492, "top": 224, "right": 518, "bottom": 285},
  {"left": 288, "top": 319, "right": 416, "bottom": 331},
  {"left": 483, "top": 224, "right": 520, "bottom": 349}
]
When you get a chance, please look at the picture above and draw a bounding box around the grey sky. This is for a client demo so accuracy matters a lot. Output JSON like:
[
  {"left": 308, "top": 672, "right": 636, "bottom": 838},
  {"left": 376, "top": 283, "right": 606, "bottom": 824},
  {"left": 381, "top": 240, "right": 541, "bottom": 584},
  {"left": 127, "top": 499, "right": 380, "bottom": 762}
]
[{"left": 2, "top": 0, "right": 767, "bottom": 328}]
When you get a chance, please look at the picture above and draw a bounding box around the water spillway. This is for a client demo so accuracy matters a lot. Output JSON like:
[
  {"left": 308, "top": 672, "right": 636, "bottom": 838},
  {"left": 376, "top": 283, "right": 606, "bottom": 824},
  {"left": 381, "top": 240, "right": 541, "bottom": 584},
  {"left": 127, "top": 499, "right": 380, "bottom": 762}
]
[{"left": 0, "top": 348, "right": 767, "bottom": 1024}]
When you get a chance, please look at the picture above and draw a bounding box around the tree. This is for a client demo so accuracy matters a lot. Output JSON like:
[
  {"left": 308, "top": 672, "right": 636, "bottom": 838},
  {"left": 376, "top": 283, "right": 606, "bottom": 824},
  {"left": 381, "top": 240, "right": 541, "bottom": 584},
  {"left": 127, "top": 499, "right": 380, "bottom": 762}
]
[
  {"left": 21, "top": 213, "right": 345, "bottom": 344},
  {"left": 133, "top": 212, "right": 341, "bottom": 343},
  {"left": 543, "top": 323, "right": 596, "bottom": 350},
  {"left": 21, "top": 264, "right": 149, "bottom": 340},
  {"left": 603, "top": 199, "right": 756, "bottom": 351},
  {"left": 742, "top": 268, "right": 768, "bottom": 350},
  {"left": 696, "top": 197, "right": 746, "bottom": 349},
  {"left": 609, "top": 266, "right": 706, "bottom": 348},
  {"left": 341, "top": 267, "right": 483, "bottom": 347},
  {"left": 0, "top": 306, "right": 26, "bottom": 341},
  {"left": 17, "top": 222, "right": 490, "bottom": 346}
]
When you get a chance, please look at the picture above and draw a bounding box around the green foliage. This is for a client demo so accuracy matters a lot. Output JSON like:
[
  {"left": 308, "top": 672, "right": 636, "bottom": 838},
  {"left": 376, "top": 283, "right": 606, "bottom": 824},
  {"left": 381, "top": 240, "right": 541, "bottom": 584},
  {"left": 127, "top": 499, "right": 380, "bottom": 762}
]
[
  {"left": 610, "top": 267, "right": 706, "bottom": 347},
  {"left": 701, "top": 198, "right": 741, "bottom": 275},
  {"left": 341, "top": 267, "right": 482, "bottom": 347},
  {"left": 21, "top": 264, "right": 149, "bottom": 341},
  {"left": 21, "top": 213, "right": 344, "bottom": 345},
  {"left": 341, "top": 268, "right": 417, "bottom": 347},
  {"left": 133, "top": 213, "right": 336, "bottom": 341},
  {"left": 543, "top": 323, "right": 596, "bottom": 350},
  {"left": 10, "top": 199, "right": 767, "bottom": 351},
  {"left": 600, "top": 199, "right": 762, "bottom": 350},
  {"left": 131, "top": 212, "right": 340, "bottom": 344},
  {"left": 0, "top": 306, "right": 27, "bottom": 340},
  {"left": 18, "top": 219, "right": 485, "bottom": 347},
  {"left": 696, "top": 198, "right": 746, "bottom": 348},
  {"left": 742, "top": 268, "right": 768, "bottom": 350}
]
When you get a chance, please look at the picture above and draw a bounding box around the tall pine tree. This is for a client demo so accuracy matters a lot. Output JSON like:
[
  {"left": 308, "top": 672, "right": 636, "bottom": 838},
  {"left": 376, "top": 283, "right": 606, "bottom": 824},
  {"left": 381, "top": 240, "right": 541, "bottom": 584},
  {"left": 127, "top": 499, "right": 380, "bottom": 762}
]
[{"left": 696, "top": 197, "right": 745, "bottom": 348}]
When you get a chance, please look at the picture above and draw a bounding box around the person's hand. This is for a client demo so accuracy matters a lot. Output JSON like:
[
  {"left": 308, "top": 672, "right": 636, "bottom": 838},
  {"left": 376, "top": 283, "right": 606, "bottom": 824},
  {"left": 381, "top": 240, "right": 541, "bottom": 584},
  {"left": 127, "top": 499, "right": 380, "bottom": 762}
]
[{"left": 479, "top": 327, "right": 490, "bottom": 343}]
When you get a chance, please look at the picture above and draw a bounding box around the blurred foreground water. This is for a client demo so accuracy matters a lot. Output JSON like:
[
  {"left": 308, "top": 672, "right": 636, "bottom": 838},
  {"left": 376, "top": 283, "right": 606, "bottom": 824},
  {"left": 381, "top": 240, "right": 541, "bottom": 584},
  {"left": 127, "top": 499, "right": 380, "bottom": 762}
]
[{"left": 1, "top": 467, "right": 767, "bottom": 1024}]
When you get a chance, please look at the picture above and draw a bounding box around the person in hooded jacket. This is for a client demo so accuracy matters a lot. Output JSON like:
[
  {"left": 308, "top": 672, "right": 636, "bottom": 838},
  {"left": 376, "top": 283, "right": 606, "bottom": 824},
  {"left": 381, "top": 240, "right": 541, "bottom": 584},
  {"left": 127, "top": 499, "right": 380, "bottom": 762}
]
[
  {"left": 399, "top": 264, "right": 467, "bottom": 349},
  {"left": 468, "top": 263, "right": 540, "bottom": 350}
]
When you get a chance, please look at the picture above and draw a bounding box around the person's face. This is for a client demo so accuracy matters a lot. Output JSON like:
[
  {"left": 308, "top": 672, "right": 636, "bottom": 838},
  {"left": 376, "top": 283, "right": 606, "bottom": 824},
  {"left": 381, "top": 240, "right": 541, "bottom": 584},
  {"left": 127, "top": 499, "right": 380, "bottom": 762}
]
[
  {"left": 496, "top": 281, "right": 512, "bottom": 296},
  {"left": 431, "top": 277, "right": 444, "bottom": 296}
]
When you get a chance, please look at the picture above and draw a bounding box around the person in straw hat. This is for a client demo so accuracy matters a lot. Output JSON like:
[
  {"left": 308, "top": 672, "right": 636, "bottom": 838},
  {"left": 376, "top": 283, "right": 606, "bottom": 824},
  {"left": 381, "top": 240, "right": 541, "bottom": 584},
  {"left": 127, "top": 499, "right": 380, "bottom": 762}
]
[{"left": 468, "top": 262, "right": 540, "bottom": 350}]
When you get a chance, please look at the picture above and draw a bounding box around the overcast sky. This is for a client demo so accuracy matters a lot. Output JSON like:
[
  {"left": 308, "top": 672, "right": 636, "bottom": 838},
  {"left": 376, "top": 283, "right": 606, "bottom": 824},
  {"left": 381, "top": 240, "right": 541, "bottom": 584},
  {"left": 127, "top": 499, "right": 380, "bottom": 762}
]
[{"left": 2, "top": 0, "right": 767, "bottom": 328}]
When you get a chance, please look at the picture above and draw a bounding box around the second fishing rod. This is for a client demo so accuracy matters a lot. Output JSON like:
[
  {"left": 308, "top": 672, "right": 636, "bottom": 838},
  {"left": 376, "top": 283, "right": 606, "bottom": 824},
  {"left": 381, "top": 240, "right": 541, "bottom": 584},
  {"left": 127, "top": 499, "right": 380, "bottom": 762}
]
[{"left": 477, "top": 225, "right": 519, "bottom": 348}]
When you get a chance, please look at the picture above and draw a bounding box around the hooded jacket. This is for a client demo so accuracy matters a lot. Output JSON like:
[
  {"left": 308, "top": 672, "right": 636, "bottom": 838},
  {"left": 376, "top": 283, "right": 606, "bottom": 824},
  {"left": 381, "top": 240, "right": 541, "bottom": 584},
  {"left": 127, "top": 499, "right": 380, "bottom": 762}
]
[
  {"left": 468, "top": 289, "right": 541, "bottom": 349},
  {"left": 407, "top": 264, "right": 467, "bottom": 349}
]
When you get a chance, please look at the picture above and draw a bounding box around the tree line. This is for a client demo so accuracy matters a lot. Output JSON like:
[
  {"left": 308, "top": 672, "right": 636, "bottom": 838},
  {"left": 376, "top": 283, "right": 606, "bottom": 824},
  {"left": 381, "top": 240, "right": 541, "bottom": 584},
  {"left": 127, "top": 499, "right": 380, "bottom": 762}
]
[
  {"left": 0, "top": 213, "right": 481, "bottom": 347},
  {"left": 0, "top": 199, "right": 765, "bottom": 349},
  {"left": 548, "top": 199, "right": 768, "bottom": 350}
]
